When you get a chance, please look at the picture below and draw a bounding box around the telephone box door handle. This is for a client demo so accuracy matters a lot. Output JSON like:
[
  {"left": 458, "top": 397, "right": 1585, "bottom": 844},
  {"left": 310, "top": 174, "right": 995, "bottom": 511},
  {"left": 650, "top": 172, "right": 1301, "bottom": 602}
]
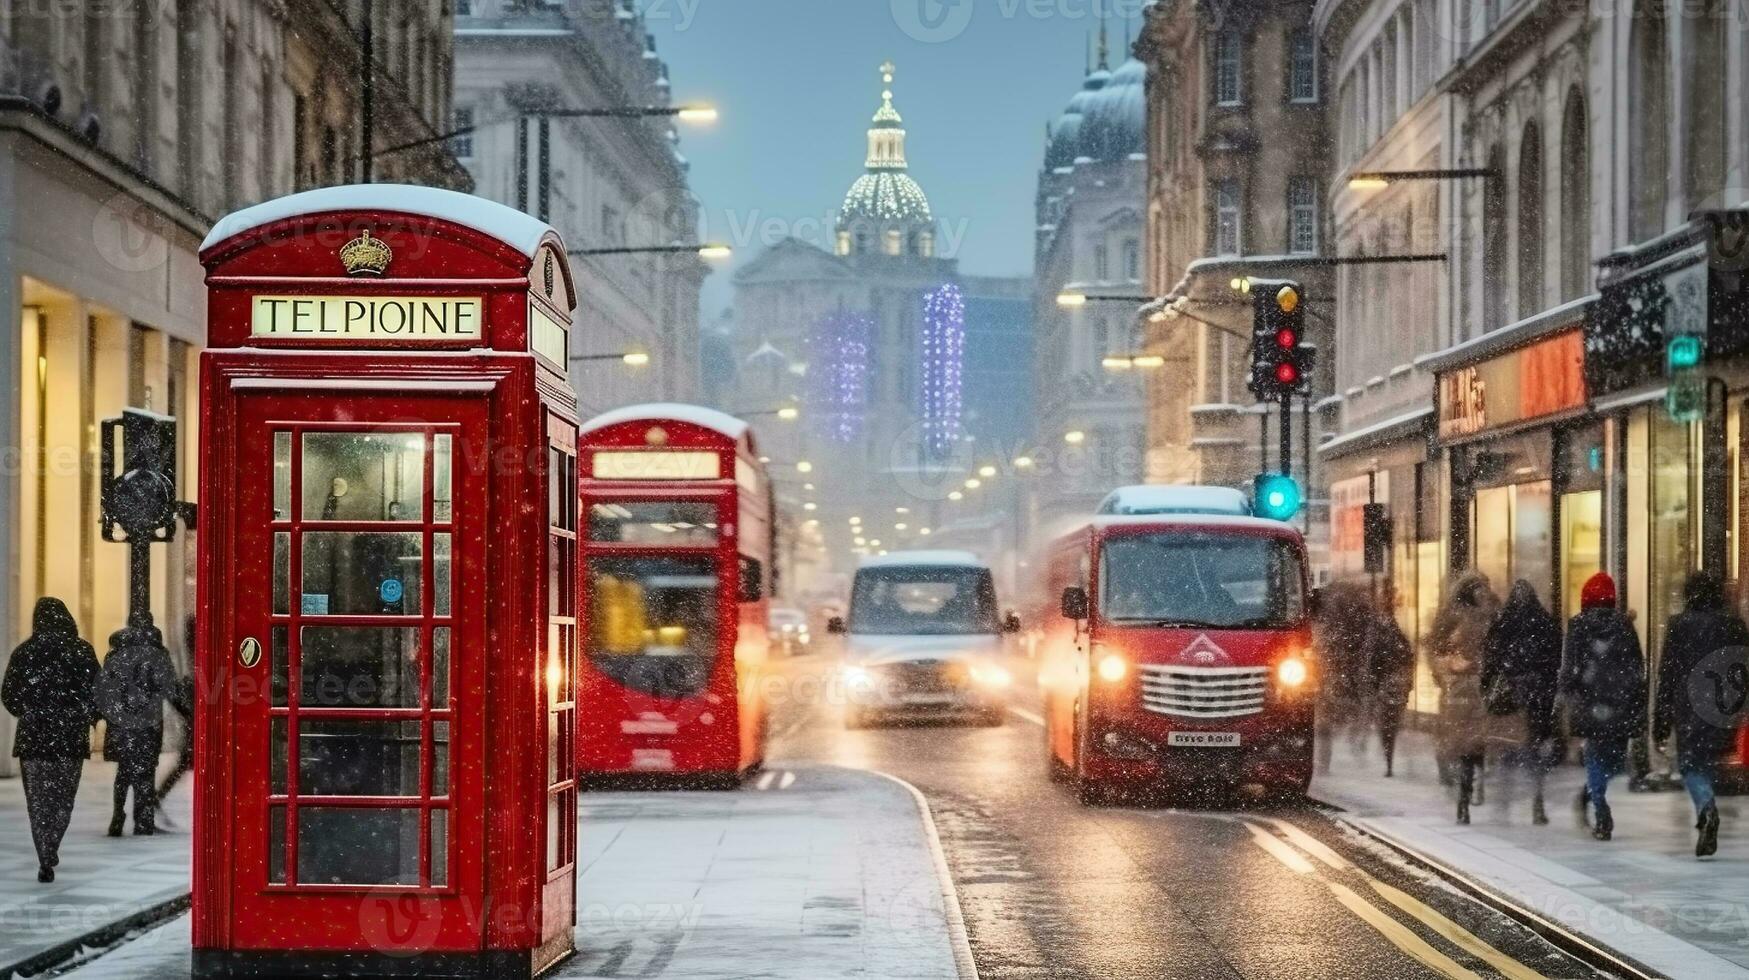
[{"left": 238, "top": 636, "right": 262, "bottom": 669}]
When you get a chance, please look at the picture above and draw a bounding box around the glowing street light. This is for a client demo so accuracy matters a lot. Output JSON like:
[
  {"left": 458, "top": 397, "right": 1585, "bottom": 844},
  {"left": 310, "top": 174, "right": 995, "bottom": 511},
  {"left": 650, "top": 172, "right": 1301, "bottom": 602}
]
[
  {"left": 948, "top": 491, "right": 964, "bottom": 501},
  {"left": 978, "top": 465, "right": 997, "bottom": 478},
  {"left": 1063, "top": 430, "right": 1086, "bottom": 445},
  {"left": 675, "top": 105, "right": 719, "bottom": 124},
  {"left": 1056, "top": 291, "right": 1089, "bottom": 308},
  {"left": 964, "top": 478, "right": 982, "bottom": 490},
  {"left": 795, "top": 461, "right": 814, "bottom": 474},
  {"left": 1013, "top": 455, "right": 1035, "bottom": 469}
]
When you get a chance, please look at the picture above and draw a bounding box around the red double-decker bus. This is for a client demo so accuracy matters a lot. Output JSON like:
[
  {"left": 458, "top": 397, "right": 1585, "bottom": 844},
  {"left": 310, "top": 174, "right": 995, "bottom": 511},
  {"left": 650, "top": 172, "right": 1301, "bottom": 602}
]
[{"left": 576, "top": 404, "right": 772, "bottom": 785}]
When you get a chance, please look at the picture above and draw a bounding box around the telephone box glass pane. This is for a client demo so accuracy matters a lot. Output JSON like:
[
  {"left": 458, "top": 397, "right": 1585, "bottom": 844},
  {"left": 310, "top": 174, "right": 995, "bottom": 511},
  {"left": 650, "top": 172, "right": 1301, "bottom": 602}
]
[
  {"left": 273, "top": 533, "right": 290, "bottom": 615},
  {"left": 588, "top": 502, "right": 720, "bottom": 544},
  {"left": 546, "top": 793, "right": 561, "bottom": 872},
  {"left": 432, "top": 627, "right": 451, "bottom": 706},
  {"left": 433, "top": 434, "right": 453, "bottom": 523},
  {"left": 270, "top": 717, "right": 287, "bottom": 794},
  {"left": 297, "top": 808, "right": 421, "bottom": 886},
  {"left": 301, "top": 532, "right": 423, "bottom": 616},
  {"left": 298, "top": 719, "right": 423, "bottom": 797},
  {"left": 270, "top": 627, "right": 289, "bottom": 706},
  {"left": 433, "top": 534, "right": 452, "bottom": 616},
  {"left": 299, "top": 626, "right": 422, "bottom": 708},
  {"left": 433, "top": 721, "right": 451, "bottom": 797},
  {"left": 268, "top": 806, "right": 286, "bottom": 884},
  {"left": 273, "top": 432, "right": 292, "bottom": 520},
  {"left": 430, "top": 809, "right": 448, "bottom": 887},
  {"left": 586, "top": 556, "right": 719, "bottom": 698},
  {"left": 302, "top": 432, "right": 425, "bottom": 522}
]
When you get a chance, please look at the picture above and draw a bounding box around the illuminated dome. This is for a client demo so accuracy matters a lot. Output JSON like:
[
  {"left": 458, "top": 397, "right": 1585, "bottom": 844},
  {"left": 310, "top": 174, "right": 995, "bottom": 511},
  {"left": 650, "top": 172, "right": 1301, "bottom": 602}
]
[{"left": 838, "top": 62, "right": 936, "bottom": 257}]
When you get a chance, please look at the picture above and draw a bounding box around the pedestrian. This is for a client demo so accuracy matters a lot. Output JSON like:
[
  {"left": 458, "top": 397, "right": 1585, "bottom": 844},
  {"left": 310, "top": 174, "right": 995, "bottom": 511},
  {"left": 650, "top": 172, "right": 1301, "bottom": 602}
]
[
  {"left": 1311, "top": 582, "right": 1371, "bottom": 774},
  {"left": 96, "top": 623, "right": 179, "bottom": 836},
  {"left": 1481, "top": 580, "right": 1564, "bottom": 825},
  {"left": 0, "top": 598, "right": 99, "bottom": 882},
  {"left": 153, "top": 673, "right": 195, "bottom": 826},
  {"left": 1653, "top": 571, "right": 1749, "bottom": 858},
  {"left": 1561, "top": 571, "right": 1646, "bottom": 841},
  {"left": 1362, "top": 589, "right": 1414, "bottom": 779},
  {"left": 1429, "top": 569, "right": 1500, "bottom": 824}
]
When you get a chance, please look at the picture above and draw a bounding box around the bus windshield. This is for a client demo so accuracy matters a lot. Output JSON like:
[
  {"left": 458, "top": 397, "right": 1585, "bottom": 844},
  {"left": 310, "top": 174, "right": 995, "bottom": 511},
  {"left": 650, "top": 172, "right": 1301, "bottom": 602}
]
[
  {"left": 850, "top": 565, "right": 1000, "bottom": 636},
  {"left": 587, "top": 555, "right": 719, "bottom": 698},
  {"left": 1099, "top": 532, "right": 1305, "bottom": 629}
]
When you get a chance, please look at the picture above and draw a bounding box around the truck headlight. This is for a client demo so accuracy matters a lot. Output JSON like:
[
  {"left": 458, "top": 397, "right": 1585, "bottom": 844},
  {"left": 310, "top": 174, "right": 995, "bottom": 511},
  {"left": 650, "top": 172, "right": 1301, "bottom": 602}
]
[
  {"left": 843, "top": 665, "right": 874, "bottom": 691},
  {"left": 1095, "top": 652, "right": 1128, "bottom": 683},
  {"left": 1276, "top": 656, "right": 1309, "bottom": 688},
  {"left": 971, "top": 663, "right": 1012, "bottom": 688}
]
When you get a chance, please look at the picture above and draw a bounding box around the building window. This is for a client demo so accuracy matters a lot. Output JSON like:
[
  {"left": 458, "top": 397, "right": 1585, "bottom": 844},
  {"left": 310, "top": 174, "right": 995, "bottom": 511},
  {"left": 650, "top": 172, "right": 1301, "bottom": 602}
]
[
  {"left": 884, "top": 229, "right": 902, "bottom": 256},
  {"left": 1213, "top": 180, "right": 1242, "bottom": 256},
  {"left": 1212, "top": 32, "right": 1243, "bottom": 106},
  {"left": 1481, "top": 147, "right": 1507, "bottom": 332},
  {"left": 1684, "top": 0, "right": 1727, "bottom": 208},
  {"left": 1288, "top": 29, "right": 1317, "bottom": 102},
  {"left": 1628, "top": 0, "right": 1669, "bottom": 243},
  {"left": 1094, "top": 244, "right": 1109, "bottom": 281},
  {"left": 451, "top": 106, "right": 474, "bottom": 159},
  {"left": 1122, "top": 239, "right": 1140, "bottom": 281},
  {"left": 1559, "top": 90, "right": 1590, "bottom": 301},
  {"left": 1288, "top": 178, "right": 1318, "bottom": 255},
  {"left": 1517, "top": 121, "right": 1544, "bottom": 318}
]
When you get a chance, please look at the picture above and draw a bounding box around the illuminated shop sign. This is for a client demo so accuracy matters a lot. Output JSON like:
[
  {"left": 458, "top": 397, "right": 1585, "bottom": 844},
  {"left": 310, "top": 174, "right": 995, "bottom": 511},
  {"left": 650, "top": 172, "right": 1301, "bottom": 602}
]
[{"left": 1437, "top": 329, "right": 1586, "bottom": 440}]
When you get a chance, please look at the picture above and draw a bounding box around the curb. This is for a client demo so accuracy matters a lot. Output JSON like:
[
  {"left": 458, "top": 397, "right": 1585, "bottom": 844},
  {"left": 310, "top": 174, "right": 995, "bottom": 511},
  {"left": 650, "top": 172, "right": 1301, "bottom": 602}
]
[
  {"left": 1, "top": 891, "right": 190, "bottom": 980},
  {"left": 867, "top": 770, "right": 981, "bottom": 980},
  {"left": 1321, "top": 808, "right": 1666, "bottom": 980}
]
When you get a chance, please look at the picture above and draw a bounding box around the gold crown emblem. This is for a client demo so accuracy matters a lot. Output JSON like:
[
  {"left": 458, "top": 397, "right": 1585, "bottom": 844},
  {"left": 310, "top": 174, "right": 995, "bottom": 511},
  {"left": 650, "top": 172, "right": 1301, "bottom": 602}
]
[{"left": 339, "top": 229, "right": 392, "bottom": 276}]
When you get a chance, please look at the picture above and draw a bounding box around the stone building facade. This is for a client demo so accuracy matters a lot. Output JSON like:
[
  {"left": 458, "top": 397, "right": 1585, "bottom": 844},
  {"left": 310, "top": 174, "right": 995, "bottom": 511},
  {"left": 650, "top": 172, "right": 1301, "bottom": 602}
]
[
  {"left": 0, "top": 0, "right": 463, "bottom": 768},
  {"left": 454, "top": 0, "right": 706, "bottom": 416}
]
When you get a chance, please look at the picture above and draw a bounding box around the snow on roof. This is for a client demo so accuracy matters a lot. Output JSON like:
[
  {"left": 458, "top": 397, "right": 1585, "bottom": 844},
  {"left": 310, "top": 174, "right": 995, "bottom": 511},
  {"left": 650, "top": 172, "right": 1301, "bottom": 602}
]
[
  {"left": 1091, "top": 513, "right": 1305, "bottom": 536},
  {"left": 578, "top": 403, "right": 750, "bottom": 442},
  {"left": 857, "top": 549, "right": 988, "bottom": 570},
  {"left": 1096, "top": 485, "right": 1250, "bottom": 517},
  {"left": 200, "top": 184, "right": 557, "bottom": 258}
]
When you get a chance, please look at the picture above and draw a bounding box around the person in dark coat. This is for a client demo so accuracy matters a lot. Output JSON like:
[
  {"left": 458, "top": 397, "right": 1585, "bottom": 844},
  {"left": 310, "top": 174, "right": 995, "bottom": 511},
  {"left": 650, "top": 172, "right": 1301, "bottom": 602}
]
[
  {"left": 1312, "top": 582, "right": 1372, "bottom": 774},
  {"left": 1363, "top": 589, "right": 1415, "bottom": 778},
  {"left": 1, "top": 598, "right": 99, "bottom": 882},
  {"left": 1430, "top": 570, "right": 1502, "bottom": 824},
  {"left": 1481, "top": 579, "right": 1564, "bottom": 825},
  {"left": 1653, "top": 572, "right": 1749, "bottom": 858},
  {"left": 1561, "top": 572, "right": 1646, "bottom": 841},
  {"left": 97, "top": 623, "right": 178, "bottom": 836}
]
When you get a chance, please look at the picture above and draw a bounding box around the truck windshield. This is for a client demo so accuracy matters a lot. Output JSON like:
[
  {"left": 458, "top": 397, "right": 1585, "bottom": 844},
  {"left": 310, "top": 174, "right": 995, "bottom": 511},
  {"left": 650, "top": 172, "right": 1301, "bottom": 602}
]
[
  {"left": 850, "top": 566, "right": 1000, "bottom": 635},
  {"left": 1099, "top": 532, "right": 1306, "bottom": 628}
]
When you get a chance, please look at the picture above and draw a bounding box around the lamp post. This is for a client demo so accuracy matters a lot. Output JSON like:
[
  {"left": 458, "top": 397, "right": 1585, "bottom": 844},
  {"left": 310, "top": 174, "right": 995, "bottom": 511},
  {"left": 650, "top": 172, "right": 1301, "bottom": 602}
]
[
  {"left": 1346, "top": 168, "right": 1498, "bottom": 190},
  {"left": 571, "top": 351, "right": 651, "bottom": 367},
  {"left": 370, "top": 104, "right": 718, "bottom": 161},
  {"left": 570, "top": 244, "right": 733, "bottom": 260}
]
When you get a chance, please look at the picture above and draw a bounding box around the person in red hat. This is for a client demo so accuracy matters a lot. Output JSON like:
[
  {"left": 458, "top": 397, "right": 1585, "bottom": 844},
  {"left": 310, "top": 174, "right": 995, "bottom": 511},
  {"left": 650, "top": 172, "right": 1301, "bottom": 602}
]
[{"left": 1561, "top": 572, "right": 1646, "bottom": 840}]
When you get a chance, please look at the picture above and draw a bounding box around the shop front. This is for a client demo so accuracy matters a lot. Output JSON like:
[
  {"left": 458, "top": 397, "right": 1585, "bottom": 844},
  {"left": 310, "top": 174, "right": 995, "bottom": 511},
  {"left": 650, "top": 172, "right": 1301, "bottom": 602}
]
[{"left": 1433, "top": 320, "right": 1595, "bottom": 620}]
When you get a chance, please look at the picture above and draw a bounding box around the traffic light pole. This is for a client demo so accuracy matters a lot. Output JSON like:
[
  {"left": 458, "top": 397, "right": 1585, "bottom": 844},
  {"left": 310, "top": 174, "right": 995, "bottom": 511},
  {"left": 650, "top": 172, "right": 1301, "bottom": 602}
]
[
  {"left": 128, "top": 538, "right": 153, "bottom": 630},
  {"left": 1279, "top": 390, "right": 1293, "bottom": 477}
]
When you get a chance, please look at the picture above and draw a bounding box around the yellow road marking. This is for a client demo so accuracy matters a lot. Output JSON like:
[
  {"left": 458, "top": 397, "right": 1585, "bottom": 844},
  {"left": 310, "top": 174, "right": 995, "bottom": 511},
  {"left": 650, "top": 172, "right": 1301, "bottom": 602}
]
[
  {"left": 1262, "top": 816, "right": 1350, "bottom": 870},
  {"left": 1368, "top": 877, "right": 1548, "bottom": 980},
  {"left": 1327, "top": 880, "right": 1485, "bottom": 980},
  {"left": 1245, "top": 821, "right": 1317, "bottom": 874},
  {"left": 1008, "top": 705, "right": 1045, "bottom": 726}
]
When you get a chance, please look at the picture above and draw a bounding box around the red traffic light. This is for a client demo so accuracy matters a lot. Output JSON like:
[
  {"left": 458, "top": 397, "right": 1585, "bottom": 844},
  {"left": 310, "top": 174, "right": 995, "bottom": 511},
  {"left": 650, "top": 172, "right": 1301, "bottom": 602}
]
[
  {"left": 1275, "top": 328, "right": 1297, "bottom": 348},
  {"left": 1275, "top": 362, "right": 1299, "bottom": 385}
]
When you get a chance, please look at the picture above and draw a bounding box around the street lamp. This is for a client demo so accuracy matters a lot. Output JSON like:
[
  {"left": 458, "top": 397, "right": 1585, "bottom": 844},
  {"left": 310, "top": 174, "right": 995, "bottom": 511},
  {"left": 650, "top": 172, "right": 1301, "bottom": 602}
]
[
  {"left": 1102, "top": 354, "right": 1167, "bottom": 371},
  {"left": 742, "top": 405, "right": 800, "bottom": 421},
  {"left": 1063, "top": 430, "right": 1086, "bottom": 445},
  {"left": 1058, "top": 290, "right": 1152, "bottom": 307},
  {"left": 1013, "top": 455, "right": 1036, "bottom": 469},
  {"left": 571, "top": 244, "right": 733, "bottom": 260},
  {"left": 1346, "top": 168, "right": 1498, "bottom": 190},
  {"left": 372, "top": 103, "right": 719, "bottom": 160},
  {"left": 978, "top": 465, "right": 997, "bottom": 478},
  {"left": 571, "top": 351, "right": 650, "bottom": 366}
]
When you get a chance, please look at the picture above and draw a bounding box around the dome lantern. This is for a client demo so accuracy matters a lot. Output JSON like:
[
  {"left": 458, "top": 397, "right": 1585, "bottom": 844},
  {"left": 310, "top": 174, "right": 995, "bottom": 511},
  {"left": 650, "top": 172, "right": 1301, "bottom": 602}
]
[{"left": 838, "top": 61, "right": 935, "bottom": 257}]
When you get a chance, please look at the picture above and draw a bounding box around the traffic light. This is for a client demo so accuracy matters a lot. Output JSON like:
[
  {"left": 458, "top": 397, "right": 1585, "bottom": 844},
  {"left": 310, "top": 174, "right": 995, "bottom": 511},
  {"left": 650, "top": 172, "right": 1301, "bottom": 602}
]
[
  {"left": 1665, "top": 331, "right": 1705, "bottom": 422},
  {"left": 1249, "top": 281, "right": 1311, "bottom": 399},
  {"left": 101, "top": 409, "right": 179, "bottom": 542},
  {"left": 1253, "top": 473, "right": 1303, "bottom": 522}
]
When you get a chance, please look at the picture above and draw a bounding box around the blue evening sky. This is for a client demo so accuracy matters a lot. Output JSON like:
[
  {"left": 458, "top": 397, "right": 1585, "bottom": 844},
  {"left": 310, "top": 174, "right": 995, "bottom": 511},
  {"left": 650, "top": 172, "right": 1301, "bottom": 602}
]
[{"left": 650, "top": 0, "right": 1144, "bottom": 316}]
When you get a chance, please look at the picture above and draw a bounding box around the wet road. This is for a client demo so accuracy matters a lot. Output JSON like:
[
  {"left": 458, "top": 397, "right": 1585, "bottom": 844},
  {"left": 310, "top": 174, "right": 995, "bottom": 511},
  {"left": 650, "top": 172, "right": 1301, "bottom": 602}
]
[{"left": 764, "top": 653, "right": 1615, "bottom": 980}]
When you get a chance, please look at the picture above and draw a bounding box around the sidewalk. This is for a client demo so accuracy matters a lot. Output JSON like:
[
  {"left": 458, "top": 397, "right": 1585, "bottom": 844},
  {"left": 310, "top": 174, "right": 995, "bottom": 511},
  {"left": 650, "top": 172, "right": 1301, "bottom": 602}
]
[
  {"left": 51, "top": 764, "right": 970, "bottom": 980},
  {"left": 0, "top": 755, "right": 190, "bottom": 977},
  {"left": 1313, "top": 727, "right": 1749, "bottom": 978}
]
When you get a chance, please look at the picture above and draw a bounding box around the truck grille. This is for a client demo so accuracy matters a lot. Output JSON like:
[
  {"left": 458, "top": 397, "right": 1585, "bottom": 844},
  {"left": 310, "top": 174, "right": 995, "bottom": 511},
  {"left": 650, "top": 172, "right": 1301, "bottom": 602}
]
[{"left": 1137, "top": 664, "right": 1269, "bottom": 719}]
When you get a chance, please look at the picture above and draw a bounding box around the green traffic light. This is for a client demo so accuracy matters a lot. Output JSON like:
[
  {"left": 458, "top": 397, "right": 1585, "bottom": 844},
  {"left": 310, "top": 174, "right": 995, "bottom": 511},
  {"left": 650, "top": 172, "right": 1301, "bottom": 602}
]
[
  {"left": 1253, "top": 473, "right": 1302, "bottom": 521},
  {"left": 1667, "top": 334, "right": 1703, "bottom": 371}
]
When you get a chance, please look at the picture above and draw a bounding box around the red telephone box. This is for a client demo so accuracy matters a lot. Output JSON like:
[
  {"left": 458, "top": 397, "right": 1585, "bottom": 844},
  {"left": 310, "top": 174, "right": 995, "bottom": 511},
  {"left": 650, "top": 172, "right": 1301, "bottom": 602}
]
[
  {"left": 576, "top": 405, "right": 772, "bottom": 784},
  {"left": 193, "top": 186, "right": 580, "bottom": 979}
]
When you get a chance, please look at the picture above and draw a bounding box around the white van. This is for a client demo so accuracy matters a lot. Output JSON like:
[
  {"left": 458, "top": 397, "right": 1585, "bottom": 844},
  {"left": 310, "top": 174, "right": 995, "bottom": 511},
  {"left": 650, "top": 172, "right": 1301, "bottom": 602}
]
[{"left": 828, "top": 550, "right": 1020, "bottom": 728}]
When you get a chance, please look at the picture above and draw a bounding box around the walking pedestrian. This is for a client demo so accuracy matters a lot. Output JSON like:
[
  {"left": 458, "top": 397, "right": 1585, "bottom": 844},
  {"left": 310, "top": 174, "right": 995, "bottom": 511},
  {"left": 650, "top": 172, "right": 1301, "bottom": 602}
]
[
  {"left": 1481, "top": 580, "right": 1564, "bottom": 825},
  {"left": 1429, "top": 570, "right": 1500, "bottom": 824},
  {"left": 1653, "top": 571, "right": 1749, "bottom": 858},
  {"left": 1311, "top": 582, "right": 1372, "bottom": 774},
  {"left": 96, "top": 623, "right": 179, "bottom": 836},
  {"left": 0, "top": 598, "right": 99, "bottom": 882},
  {"left": 1561, "top": 572, "right": 1646, "bottom": 841},
  {"left": 1362, "top": 589, "right": 1414, "bottom": 778}
]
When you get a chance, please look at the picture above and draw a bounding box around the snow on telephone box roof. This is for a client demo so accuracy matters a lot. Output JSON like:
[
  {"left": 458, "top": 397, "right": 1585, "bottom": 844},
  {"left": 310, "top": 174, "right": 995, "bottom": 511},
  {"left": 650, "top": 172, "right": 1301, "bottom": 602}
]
[
  {"left": 200, "top": 184, "right": 557, "bottom": 258},
  {"left": 1096, "top": 485, "right": 1250, "bottom": 517}
]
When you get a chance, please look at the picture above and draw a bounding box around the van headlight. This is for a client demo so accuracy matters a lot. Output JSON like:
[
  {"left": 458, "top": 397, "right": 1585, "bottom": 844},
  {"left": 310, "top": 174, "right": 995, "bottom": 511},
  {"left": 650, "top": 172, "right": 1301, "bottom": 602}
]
[
  {"left": 843, "top": 665, "right": 875, "bottom": 691},
  {"left": 1276, "top": 656, "right": 1309, "bottom": 688},
  {"left": 1095, "top": 652, "right": 1128, "bottom": 684},
  {"left": 971, "top": 663, "right": 1012, "bottom": 689}
]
